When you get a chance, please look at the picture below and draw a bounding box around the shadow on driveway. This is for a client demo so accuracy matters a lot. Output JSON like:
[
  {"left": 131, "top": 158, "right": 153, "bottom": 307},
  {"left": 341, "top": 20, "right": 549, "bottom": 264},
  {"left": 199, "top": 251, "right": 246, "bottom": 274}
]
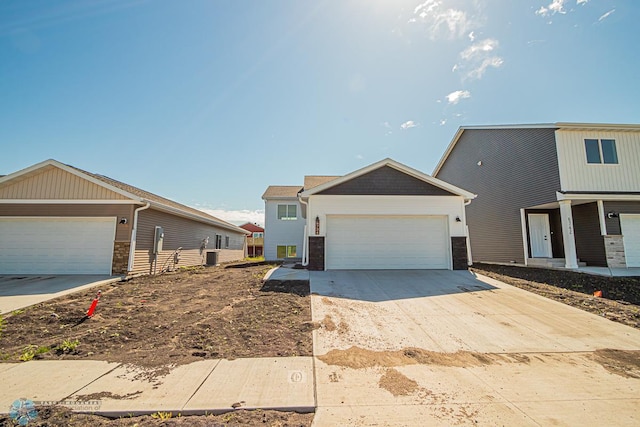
[{"left": 309, "top": 269, "right": 496, "bottom": 302}]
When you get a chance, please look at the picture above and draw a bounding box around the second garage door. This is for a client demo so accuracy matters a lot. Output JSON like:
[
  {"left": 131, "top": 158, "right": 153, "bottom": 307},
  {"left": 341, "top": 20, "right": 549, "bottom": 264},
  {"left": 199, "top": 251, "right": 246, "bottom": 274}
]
[
  {"left": 0, "top": 217, "right": 116, "bottom": 275},
  {"left": 326, "top": 215, "right": 449, "bottom": 270},
  {"left": 620, "top": 214, "right": 640, "bottom": 268}
]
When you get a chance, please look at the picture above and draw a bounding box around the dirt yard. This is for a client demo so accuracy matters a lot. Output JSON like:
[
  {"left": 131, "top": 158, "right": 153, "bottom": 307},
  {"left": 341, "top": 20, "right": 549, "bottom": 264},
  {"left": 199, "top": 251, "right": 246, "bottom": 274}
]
[
  {"left": 0, "top": 406, "right": 313, "bottom": 427},
  {"left": 0, "top": 265, "right": 314, "bottom": 367},
  {"left": 471, "top": 263, "right": 640, "bottom": 329}
]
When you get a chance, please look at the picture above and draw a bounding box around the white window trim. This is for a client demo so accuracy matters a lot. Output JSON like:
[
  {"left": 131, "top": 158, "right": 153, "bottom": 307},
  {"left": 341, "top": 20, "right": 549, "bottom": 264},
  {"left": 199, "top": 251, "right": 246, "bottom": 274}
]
[{"left": 277, "top": 204, "right": 298, "bottom": 220}]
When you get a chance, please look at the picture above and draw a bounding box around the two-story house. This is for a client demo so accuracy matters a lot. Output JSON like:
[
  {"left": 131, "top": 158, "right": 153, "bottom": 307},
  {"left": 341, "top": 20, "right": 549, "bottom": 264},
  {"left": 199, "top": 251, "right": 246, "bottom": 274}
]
[
  {"left": 434, "top": 123, "right": 640, "bottom": 269},
  {"left": 263, "top": 159, "right": 475, "bottom": 270}
]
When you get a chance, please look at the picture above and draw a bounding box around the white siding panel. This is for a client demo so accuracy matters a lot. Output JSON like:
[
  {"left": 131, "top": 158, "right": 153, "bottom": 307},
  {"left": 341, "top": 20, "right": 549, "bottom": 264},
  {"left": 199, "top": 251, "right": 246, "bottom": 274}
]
[
  {"left": 556, "top": 130, "right": 640, "bottom": 192},
  {"left": 263, "top": 199, "right": 305, "bottom": 260}
]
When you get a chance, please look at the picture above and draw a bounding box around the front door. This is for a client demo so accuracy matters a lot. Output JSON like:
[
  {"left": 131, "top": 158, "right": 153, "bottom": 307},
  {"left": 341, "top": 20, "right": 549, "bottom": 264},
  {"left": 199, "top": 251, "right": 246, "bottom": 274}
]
[{"left": 528, "top": 213, "right": 552, "bottom": 258}]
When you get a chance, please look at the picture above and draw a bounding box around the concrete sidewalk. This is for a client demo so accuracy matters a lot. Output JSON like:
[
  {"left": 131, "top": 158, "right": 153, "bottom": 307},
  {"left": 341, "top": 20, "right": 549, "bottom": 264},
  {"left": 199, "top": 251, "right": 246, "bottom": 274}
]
[
  {"left": 263, "top": 265, "right": 310, "bottom": 282},
  {"left": 0, "top": 357, "right": 314, "bottom": 417}
]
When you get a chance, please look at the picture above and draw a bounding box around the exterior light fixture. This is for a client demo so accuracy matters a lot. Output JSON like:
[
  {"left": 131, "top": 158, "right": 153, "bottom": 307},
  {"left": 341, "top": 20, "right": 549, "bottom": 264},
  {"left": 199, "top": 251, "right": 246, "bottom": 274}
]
[
  {"left": 455, "top": 216, "right": 462, "bottom": 222},
  {"left": 119, "top": 217, "right": 128, "bottom": 224},
  {"left": 315, "top": 216, "right": 320, "bottom": 235},
  {"left": 606, "top": 212, "right": 619, "bottom": 219}
]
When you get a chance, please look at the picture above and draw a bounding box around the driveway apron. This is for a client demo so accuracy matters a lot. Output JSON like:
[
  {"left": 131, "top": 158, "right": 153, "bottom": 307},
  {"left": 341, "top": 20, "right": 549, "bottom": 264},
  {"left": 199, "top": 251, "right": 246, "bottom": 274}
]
[{"left": 310, "top": 270, "right": 640, "bottom": 427}]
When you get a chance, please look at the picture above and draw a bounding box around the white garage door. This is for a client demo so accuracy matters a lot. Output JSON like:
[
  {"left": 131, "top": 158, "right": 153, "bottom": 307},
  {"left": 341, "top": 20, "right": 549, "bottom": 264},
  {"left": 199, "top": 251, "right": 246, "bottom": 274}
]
[
  {"left": 0, "top": 217, "right": 116, "bottom": 274},
  {"left": 326, "top": 215, "right": 449, "bottom": 270},
  {"left": 620, "top": 214, "right": 640, "bottom": 268}
]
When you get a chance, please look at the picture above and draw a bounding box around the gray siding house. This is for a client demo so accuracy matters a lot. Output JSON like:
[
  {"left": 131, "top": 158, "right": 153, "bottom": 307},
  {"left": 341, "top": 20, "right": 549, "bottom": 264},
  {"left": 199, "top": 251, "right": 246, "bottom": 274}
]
[{"left": 434, "top": 123, "right": 640, "bottom": 269}]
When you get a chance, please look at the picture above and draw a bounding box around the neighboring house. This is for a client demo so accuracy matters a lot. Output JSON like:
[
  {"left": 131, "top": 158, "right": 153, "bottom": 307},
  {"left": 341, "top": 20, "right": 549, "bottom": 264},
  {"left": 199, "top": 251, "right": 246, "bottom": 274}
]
[
  {"left": 434, "top": 123, "right": 640, "bottom": 269},
  {"left": 0, "top": 159, "right": 249, "bottom": 276},
  {"left": 240, "top": 222, "right": 264, "bottom": 257},
  {"left": 263, "top": 158, "right": 475, "bottom": 270}
]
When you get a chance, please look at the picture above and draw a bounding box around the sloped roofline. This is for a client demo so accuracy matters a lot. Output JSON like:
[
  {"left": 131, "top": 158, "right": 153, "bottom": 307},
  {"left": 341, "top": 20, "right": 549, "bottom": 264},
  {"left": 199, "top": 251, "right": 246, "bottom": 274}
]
[
  {"left": 432, "top": 122, "right": 640, "bottom": 176},
  {"left": 0, "top": 159, "right": 248, "bottom": 235},
  {"left": 299, "top": 158, "right": 476, "bottom": 200}
]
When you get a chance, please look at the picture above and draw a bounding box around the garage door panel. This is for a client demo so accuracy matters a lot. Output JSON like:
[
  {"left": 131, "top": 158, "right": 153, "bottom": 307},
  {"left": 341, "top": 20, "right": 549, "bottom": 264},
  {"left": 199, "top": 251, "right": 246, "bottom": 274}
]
[
  {"left": 620, "top": 215, "right": 640, "bottom": 268},
  {"left": 0, "top": 217, "right": 116, "bottom": 274},
  {"left": 326, "top": 215, "right": 449, "bottom": 270}
]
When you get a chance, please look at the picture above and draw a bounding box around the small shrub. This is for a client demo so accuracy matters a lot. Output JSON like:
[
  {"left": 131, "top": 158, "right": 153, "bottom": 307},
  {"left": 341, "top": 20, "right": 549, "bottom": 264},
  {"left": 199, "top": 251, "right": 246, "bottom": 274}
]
[
  {"left": 19, "top": 346, "right": 36, "bottom": 362},
  {"left": 57, "top": 339, "right": 80, "bottom": 353},
  {"left": 151, "top": 412, "right": 172, "bottom": 420}
]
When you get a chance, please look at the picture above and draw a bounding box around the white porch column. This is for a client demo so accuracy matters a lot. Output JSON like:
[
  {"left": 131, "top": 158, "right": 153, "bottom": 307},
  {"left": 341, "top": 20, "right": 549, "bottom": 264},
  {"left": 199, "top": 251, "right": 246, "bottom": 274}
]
[
  {"left": 559, "top": 200, "right": 579, "bottom": 268},
  {"left": 597, "top": 199, "right": 607, "bottom": 235}
]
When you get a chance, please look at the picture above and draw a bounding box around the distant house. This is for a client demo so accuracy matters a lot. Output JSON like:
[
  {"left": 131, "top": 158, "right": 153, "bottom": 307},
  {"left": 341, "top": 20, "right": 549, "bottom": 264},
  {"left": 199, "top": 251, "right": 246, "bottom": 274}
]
[
  {"left": 240, "top": 222, "right": 264, "bottom": 257},
  {"left": 434, "top": 123, "right": 640, "bottom": 269},
  {"left": 0, "top": 159, "right": 249, "bottom": 275},
  {"left": 263, "top": 158, "right": 475, "bottom": 270}
]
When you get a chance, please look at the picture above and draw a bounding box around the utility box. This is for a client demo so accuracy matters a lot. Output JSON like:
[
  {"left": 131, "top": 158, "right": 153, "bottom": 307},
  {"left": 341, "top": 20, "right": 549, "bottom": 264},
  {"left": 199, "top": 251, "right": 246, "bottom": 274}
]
[
  {"left": 205, "top": 251, "right": 219, "bottom": 266},
  {"left": 153, "top": 226, "right": 164, "bottom": 254}
]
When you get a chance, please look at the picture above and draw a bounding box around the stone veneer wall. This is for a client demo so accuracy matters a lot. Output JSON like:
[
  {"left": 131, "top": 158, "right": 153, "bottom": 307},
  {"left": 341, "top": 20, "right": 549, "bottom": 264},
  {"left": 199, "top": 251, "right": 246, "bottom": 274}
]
[
  {"left": 604, "top": 235, "right": 626, "bottom": 268},
  {"left": 112, "top": 242, "right": 131, "bottom": 275},
  {"left": 308, "top": 237, "right": 325, "bottom": 271},
  {"left": 451, "top": 237, "right": 469, "bottom": 270}
]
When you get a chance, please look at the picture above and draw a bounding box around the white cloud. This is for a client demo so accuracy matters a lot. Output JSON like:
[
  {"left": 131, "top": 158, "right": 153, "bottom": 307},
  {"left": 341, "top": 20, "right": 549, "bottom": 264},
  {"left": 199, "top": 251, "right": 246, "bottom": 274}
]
[
  {"left": 456, "top": 38, "right": 504, "bottom": 80},
  {"left": 468, "top": 31, "right": 475, "bottom": 42},
  {"left": 467, "top": 56, "right": 504, "bottom": 80},
  {"left": 536, "top": 0, "right": 567, "bottom": 17},
  {"left": 200, "top": 209, "right": 265, "bottom": 227},
  {"left": 598, "top": 9, "right": 615, "bottom": 21},
  {"left": 460, "top": 38, "right": 498, "bottom": 60},
  {"left": 400, "top": 120, "right": 418, "bottom": 129},
  {"left": 356, "top": 154, "right": 364, "bottom": 160},
  {"left": 577, "top": 0, "right": 589, "bottom": 4},
  {"left": 439, "top": 119, "right": 447, "bottom": 126},
  {"left": 446, "top": 90, "right": 471, "bottom": 104},
  {"left": 411, "top": 0, "right": 475, "bottom": 39}
]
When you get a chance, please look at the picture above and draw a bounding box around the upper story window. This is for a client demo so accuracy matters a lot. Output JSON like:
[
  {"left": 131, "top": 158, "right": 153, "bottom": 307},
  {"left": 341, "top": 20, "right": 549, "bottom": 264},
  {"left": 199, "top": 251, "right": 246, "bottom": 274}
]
[
  {"left": 585, "top": 138, "right": 618, "bottom": 164},
  {"left": 252, "top": 232, "right": 264, "bottom": 238},
  {"left": 277, "top": 204, "right": 297, "bottom": 220}
]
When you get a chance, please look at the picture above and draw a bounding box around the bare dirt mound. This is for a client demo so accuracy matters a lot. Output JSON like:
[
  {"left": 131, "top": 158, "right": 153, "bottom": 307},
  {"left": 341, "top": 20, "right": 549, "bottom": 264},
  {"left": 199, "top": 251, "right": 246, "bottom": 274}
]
[
  {"left": 317, "top": 346, "right": 502, "bottom": 369},
  {"left": 0, "top": 265, "right": 312, "bottom": 367},
  {"left": 378, "top": 368, "right": 419, "bottom": 396},
  {"left": 592, "top": 349, "right": 640, "bottom": 379}
]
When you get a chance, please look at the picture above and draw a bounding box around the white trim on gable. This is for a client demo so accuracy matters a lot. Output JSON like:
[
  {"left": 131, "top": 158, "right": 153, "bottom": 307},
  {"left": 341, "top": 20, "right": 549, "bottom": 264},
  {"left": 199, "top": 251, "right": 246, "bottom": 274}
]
[{"left": 300, "top": 158, "right": 476, "bottom": 200}]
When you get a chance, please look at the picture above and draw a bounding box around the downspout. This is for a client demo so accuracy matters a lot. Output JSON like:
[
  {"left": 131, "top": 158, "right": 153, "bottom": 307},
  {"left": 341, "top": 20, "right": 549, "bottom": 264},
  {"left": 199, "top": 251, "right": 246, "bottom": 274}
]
[
  {"left": 464, "top": 199, "right": 473, "bottom": 265},
  {"left": 127, "top": 202, "right": 151, "bottom": 274},
  {"left": 299, "top": 196, "right": 309, "bottom": 267}
]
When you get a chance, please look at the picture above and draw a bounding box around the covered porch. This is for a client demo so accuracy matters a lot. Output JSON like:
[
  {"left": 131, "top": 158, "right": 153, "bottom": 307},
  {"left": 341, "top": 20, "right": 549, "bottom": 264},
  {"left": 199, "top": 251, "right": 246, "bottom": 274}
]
[{"left": 521, "top": 194, "right": 640, "bottom": 269}]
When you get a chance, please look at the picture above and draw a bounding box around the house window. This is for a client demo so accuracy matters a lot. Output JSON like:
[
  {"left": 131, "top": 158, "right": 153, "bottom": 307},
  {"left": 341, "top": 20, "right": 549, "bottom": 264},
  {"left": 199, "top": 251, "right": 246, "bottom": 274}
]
[
  {"left": 276, "top": 245, "right": 297, "bottom": 258},
  {"left": 252, "top": 232, "right": 264, "bottom": 238},
  {"left": 215, "top": 234, "right": 222, "bottom": 249},
  {"left": 585, "top": 138, "right": 618, "bottom": 164},
  {"left": 277, "top": 204, "right": 297, "bottom": 220},
  {"left": 225, "top": 236, "right": 230, "bottom": 248}
]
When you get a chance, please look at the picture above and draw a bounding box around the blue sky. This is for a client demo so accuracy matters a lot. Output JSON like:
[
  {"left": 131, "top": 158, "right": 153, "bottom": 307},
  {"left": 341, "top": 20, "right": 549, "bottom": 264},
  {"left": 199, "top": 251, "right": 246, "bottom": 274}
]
[{"left": 1, "top": 0, "right": 637, "bottom": 225}]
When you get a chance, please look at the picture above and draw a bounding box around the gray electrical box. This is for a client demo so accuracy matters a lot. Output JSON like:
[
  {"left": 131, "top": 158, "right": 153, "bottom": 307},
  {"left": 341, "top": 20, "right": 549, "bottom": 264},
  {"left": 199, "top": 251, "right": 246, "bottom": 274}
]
[{"left": 153, "top": 226, "right": 164, "bottom": 254}]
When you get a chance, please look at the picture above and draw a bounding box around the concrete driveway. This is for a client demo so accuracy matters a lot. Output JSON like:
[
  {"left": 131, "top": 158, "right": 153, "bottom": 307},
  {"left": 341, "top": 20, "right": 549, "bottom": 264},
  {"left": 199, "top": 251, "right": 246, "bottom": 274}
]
[
  {"left": 0, "top": 275, "right": 119, "bottom": 314},
  {"left": 310, "top": 270, "right": 640, "bottom": 426}
]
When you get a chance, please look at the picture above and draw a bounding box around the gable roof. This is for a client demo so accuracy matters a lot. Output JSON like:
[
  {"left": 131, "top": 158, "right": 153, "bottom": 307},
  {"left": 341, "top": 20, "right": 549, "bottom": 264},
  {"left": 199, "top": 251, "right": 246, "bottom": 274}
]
[
  {"left": 300, "top": 158, "right": 476, "bottom": 200},
  {"left": 433, "top": 122, "right": 640, "bottom": 176},
  {"left": 262, "top": 185, "right": 303, "bottom": 199},
  {"left": 240, "top": 222, "right": 264, "bottom": 232},
  {"left": 0, "top": 159, "right": 248, "bottom": 235},
  {"left": 304, "top": 175, "right": 340, "bottom": 190}
]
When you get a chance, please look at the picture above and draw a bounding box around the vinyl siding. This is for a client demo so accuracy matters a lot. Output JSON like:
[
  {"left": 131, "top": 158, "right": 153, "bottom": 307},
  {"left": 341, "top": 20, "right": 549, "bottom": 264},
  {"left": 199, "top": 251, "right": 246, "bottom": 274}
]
[
  {"left": 603, "top": 201, "right": 640, "bottom": 235},
  {"left": 435, "top": 128, "right": 560, "bottom": 264},
  {"left": 131, "top": 208, "right": 246, "bottom": 275},
  {"left": 0, "top": 166, "right": 129, "bottom": 200},
  {"left": 0, "top": 203, "right": 134, "bottom": 241},
  {"left": 263, "top": 198, "right": 305, "bottom": 261},
  {"left": 572, "top": 202, "right": 606, "bottom": 266},
  {"left": 556, "top": 130, "right": 640, "bottom": 192},
  {"left": 307, "top": 195, "right": 467, "bottom": 238},
  {"left": 318, "top": 166, "right": 455, "bottom": 196}
]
